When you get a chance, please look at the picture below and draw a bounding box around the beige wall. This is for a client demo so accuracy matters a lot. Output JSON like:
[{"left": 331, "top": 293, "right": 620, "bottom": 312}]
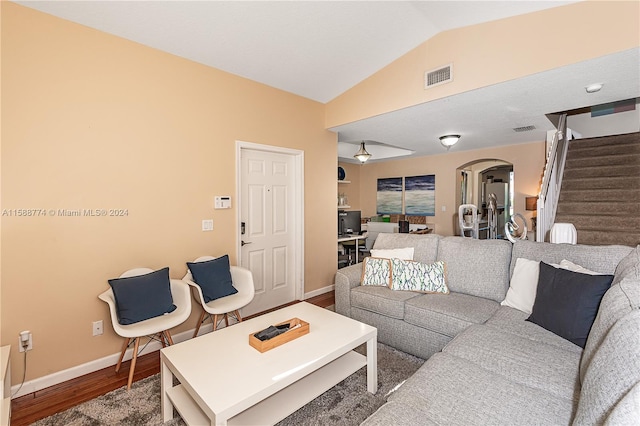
[
  {"left": 356, "top": 141, "right": 545, "bottom": 236},
  {"left": 326, "top": 1, "right": 640, "bottom": 127},
  {"left": 1, "top": 3, "right": 336, "bottom": 383}
]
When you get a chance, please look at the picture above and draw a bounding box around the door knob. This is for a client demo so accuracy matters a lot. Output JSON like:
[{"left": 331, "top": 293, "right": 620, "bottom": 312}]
[{"left": 241, "top": 240, "right": 252, "bottom": 247}]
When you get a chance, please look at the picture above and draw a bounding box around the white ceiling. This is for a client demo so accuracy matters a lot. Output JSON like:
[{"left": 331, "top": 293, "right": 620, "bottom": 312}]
[{"left": 17, "top": 1, "right": 640, "bottom": 161}]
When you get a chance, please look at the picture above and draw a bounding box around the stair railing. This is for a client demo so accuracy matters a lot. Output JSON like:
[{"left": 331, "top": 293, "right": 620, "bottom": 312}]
[{"left": 537, "top": 113, "right": 570, "bottom": 242}]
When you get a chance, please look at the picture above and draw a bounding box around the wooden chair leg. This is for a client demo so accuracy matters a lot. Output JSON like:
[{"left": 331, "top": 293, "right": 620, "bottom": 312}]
[
  {"left": 224, "top": 313, "right": 229, "bottom": 327},
  {"left": 127, "top": 337, "right": 140, "bottom": 390},
  {"left": 115, "top": 337, "right": 130, "bottom": 373},
  {"left": 234, "top": 310, "right": 243, "bottom": 323},
  {"left": 193, "top": 310, "right": 207, "bottom": 338},
  {"left": 213, "top": 314, "right": 221, "bottom": 331},
  {"left": 160, "top": 332, "right": 167, "bottom": 348},
  {"left": 164, "top": 330, "right": 175, "bottom": 346}
]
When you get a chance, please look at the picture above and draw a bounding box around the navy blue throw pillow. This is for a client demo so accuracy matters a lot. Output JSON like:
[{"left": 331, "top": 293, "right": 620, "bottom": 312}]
[
  {"left": 108, "top": 267, "right": 177, "bottom": 325},
  {"left": 187, "top": 255, "right": 238, "bottom": 303},
  {"left": 527, "top": 262, "right": 614, "bottom": 348}
]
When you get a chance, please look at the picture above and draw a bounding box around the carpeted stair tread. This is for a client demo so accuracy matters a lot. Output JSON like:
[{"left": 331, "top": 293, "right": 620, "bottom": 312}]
[
  {"left": 576, "top": 229, "right": 640, "bottom": 247},
  {"left": 568, "top": 133, "right": 639, "bottom": 149},
  {"left": 559, "top": 188, "right": 640, "bottom": 202},
  {"left": 563, "top": 164, "right": 640, "bottom": 179},
  {"left": 565, "top": 143, "right": 640, "bottom": 159},
  {"left": 561, "top": 176, "right": 640, "bottom": 191},
  {"left": 556, "top": 201, "right": 638, "bottom": 215},
  {"left": 565, "top": 153, "right": 640, "bottom": 168},
  {"left": 554, "top": 214, "right": 640, "bottom": 230}
]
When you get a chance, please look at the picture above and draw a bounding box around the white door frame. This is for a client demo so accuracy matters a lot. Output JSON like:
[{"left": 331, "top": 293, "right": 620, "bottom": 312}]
[{"left": 235, "top": 141, "right": 305, "bottom": 302}]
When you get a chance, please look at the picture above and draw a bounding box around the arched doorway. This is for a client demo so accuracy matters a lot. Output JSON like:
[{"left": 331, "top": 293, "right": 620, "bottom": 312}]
[{"left": 456, "top": 159, "right": 513, "bottom": 239}]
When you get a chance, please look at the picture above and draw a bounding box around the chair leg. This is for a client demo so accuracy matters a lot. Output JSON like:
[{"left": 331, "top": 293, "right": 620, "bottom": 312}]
[
  {"left": 213, "top": 314, "right": 221, "bottom": 331},
  {"left": 224, "top": 313, "right": 229, "bottom": 327},
  {"left": 164, "top": 330, "right": 175, "bottom": 346},
  {"left": 234, "top": 310, "right": 243, "bottom": 323},
  {"left": 115, "top": 338, "right": 130, "bottom": 374},
  {"left": 159, "top": 332, "right": 167, "bottom": 348},
  {"left": 193, "top": 310, "right": 207, "bottom": 338},
  {"left": 127, "top": 337, "right": 140, "bottom": 390}
]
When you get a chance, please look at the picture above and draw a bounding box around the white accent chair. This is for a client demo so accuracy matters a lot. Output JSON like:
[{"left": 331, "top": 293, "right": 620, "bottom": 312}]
[
  {"left": 98, "top": 268, "right": 191, "bottom": 390},
  {"left": 183, "top": 256, "right": 255, "bottom": 337},
  {"left": 458, "top": 204, "right": 479, "bottom": 239}
]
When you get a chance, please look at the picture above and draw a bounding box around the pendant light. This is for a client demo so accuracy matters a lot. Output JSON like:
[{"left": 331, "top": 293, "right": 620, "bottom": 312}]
[{"left": 354, "top": 141, "right": 371, "bottom": 163}]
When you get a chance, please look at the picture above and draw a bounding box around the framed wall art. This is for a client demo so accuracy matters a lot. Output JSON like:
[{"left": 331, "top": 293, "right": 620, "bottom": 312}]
[
  {"left": 376, "top": 177, "right": 403, "bottom": 214},
  {"left": 404, "top": 174, "right": 435, "bottom": 216}
]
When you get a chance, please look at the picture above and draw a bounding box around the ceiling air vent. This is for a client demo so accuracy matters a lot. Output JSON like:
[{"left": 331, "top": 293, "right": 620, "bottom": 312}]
[
  {"left": 513, "top": 125, "right": 536, "bottom": 132},
  {"left": 424, "top": 64, "right": 453, "bottom": 89}
]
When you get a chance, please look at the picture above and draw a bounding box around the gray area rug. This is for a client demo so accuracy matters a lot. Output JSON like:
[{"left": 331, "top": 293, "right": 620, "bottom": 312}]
[{"left": 33, "top": 343, "right": 423, "bottom": 426}]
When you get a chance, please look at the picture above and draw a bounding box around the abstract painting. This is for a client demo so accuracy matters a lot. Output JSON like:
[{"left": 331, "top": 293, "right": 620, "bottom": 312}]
[
  {"left": 376, "top": 177, "right": 403, "bottom": 214},
  {"left": 405, "top": 174, "right": 435, "bottom": 216}
]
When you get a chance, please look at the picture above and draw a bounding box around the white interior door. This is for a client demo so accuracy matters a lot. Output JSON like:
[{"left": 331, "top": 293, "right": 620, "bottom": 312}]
[{"left": 239, "top": 147, "right": 300, "bottom": 316}]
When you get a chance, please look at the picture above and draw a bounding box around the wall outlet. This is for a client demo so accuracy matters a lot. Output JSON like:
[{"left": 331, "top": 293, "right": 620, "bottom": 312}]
[
  {"left": 18, "top": 331, "right": 33, "bottom": 352},
  {"left": 92, "top": 320, "right": 104, "bottom": 336}
]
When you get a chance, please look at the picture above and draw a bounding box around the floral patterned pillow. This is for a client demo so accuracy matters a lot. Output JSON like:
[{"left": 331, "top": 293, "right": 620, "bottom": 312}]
[
  {"left": 390, "top": 259, "right": 448, "bottom": 294},
  {"left": 361, "top": 257, "right": 392, "bottom": 286}
]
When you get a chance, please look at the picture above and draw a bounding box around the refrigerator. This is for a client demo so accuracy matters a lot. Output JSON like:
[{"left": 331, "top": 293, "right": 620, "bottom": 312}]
[{"left": 484, "top": 182, "right": 509, "bottom": 238}]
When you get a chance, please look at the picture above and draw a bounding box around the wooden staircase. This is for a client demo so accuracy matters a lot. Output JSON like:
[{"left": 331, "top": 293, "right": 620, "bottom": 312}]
[{"left": 555, "top": 132, "right": 640, "bottom": 246}]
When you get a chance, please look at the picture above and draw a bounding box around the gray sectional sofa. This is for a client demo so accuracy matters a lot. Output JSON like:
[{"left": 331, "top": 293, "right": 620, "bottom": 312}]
[{"left": 335, "top": 233, "right": 640, "bottom": 425}]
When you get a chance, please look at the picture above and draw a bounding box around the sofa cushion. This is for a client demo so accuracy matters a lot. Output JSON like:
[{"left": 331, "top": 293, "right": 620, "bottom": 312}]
[
  {"left": 510, "top": 239, "right": 632, "bottom": 277},
  {"left": 388, "top": 352, "right": 575, "bottom": 426},
  {"left": 527, "top": 262, "right": 613, "bottom": 348},
  {"left": 404, "top": 292, "right": 499, "bottom": 338},
  {"left": 486, "top": 307, "right": 583, "bottom": 353},
  {"left": 443, "top": 324, "right": 582, "bottom": 401},
  {"left": 600, "top": 382, "right": 640, "bottom": 426},
  {"left": 351, "top": 307, "right": 451, "bottom": 359},
  {"left": 389, "top": 259, "right": 448, "bottom": 293},
  {"left": 437, "top": 236, "right": 512, "bottom": 302},
  {"left": 573, "top": 310, "right": 640, "bottom": 426},
  {"left": 559, "top": 259, "right": 604, "bottom": 275},
  {"left": 351, "top": 285, "right": 420, "bottom": 320},
  {"left": 501, "top": 258, "right": 603, "bottom": 315},
  {"left": 612, "top": 244, "right": 639, "bottom": 286},
  {"left": 501, "top": 257, "right": 545, "bottom": 314},
  {"left": 372, "top": 233, "right": 440, "bottom": 264},
  {"left": 361, "top": 257, "right": 391, "bottom": 286},
  {"left": 369, "top": 247, "right": 414, "bottom": 260},
  {"left": 580, "top": 276, "right": 640, "bottom": 383},
  {"left": 361, "top": 401, "right": 440, "bottom": 426}
]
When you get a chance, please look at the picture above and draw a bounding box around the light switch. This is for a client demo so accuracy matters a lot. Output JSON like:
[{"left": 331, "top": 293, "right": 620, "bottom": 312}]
[
  {"left": 202, "top": 219, "right": 213, "bottom": 231},
  {"left": 441, "top": 206, "right": 446, "bottom": 212}
]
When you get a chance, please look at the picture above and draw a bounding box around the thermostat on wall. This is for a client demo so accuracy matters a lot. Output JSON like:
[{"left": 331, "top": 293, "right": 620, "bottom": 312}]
[{"left": 215, "top": 196, "right": 232, "bottom": 209}]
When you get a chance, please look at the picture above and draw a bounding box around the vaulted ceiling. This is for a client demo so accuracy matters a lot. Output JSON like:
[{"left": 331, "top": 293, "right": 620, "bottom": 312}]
[{"left": 17, "top": 1, "right": 640, "bottom": 161}]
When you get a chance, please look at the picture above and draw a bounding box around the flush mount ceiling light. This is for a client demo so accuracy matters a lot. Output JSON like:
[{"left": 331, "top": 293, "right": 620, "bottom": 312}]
[
  {"left": 439, "top": 134, "right": 460, "bottom": 149},
  {"left": 353, "top": 141, "right": 371, "bottom": 163},
  {"left": 585, "top": 83, "right": 603, "bottom": 93}
]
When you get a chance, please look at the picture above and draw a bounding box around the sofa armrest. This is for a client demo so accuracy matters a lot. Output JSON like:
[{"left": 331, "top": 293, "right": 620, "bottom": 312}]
[{"left": 335, "top": 264, "right": 363, "bottom": 317}]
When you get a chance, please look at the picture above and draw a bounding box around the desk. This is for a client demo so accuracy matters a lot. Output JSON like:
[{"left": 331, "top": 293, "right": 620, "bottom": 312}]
[{"left": 338, "top": 235, "right": 367, "bottom": 264}]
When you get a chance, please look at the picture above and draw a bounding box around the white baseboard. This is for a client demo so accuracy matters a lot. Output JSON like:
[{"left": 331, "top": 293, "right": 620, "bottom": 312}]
[
  {"left": 10, "top": 323, "right": 217, "bottom": 399},
  {"left": 303, "top": 284, "right": 334, "bottom": 300}
]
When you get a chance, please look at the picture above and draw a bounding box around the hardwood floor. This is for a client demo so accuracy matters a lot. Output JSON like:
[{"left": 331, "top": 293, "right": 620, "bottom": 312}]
[{"left": 10, "top": 293, "right": 334, "bottom": 426}]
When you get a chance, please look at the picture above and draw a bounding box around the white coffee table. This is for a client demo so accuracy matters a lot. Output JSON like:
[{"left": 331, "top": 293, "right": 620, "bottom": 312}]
[{"left": 161, "top": 302, "right": 377, "bottom": 425}]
